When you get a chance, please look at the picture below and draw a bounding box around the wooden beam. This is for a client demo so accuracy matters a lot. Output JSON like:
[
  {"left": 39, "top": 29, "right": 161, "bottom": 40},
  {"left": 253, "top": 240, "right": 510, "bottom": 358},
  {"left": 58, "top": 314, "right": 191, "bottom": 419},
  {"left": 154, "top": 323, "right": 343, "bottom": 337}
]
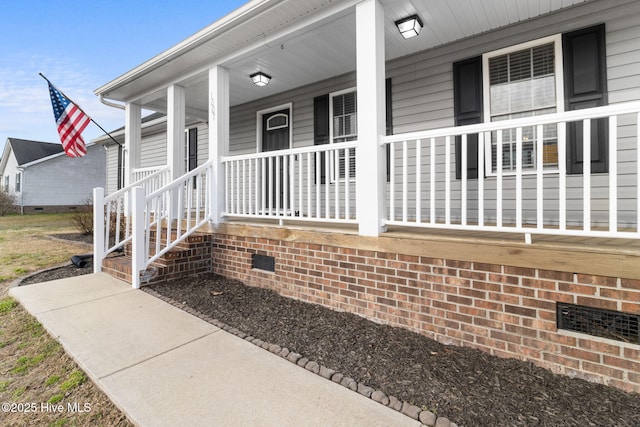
[{"left": 213, "top": 222, "right": 640, "bottom": 280}]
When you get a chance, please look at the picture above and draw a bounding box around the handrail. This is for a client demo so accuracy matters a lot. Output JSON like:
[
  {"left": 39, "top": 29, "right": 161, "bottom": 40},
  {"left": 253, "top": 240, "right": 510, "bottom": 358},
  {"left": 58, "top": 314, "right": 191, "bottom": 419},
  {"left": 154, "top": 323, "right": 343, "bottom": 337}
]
[
  {"left": 221, "top": 141, "right": 358, "bottom": 162},
  {"left": 383, "top": 101, "right": 640, "bottom": 144},
  {"left": 104, "top": 166, "right": 169, "bottom": 203},
  {"left": 146, "top": 160, "right": 213, "bottom": 200}
]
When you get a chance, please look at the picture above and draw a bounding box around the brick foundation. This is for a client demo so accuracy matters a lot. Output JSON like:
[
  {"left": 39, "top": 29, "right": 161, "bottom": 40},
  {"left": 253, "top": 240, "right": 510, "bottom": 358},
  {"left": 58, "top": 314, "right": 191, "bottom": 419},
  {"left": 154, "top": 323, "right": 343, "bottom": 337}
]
[{"left": 210, "top": 232, "right": 640, "bottom": 394}]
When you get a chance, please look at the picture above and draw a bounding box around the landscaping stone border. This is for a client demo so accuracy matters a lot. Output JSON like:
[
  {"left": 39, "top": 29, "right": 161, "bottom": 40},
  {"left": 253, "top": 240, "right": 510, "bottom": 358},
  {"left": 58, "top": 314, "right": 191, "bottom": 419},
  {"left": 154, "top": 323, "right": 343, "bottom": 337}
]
[{"left": 144, "top": 287, "right": 459, "bottom": 427}]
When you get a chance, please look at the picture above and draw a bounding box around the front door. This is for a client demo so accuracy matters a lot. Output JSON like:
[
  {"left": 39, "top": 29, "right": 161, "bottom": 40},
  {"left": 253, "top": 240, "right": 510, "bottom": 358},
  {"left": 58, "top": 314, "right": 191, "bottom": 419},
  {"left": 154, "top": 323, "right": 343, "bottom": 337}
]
[{"left": 262, "top": 109, "right": 290, "bottom": 212}]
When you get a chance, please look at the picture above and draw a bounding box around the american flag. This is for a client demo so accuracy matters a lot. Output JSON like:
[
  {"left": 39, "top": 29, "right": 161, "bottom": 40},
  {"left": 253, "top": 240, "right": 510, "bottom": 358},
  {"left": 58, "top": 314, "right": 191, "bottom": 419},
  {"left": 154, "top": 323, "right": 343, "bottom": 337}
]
[{"left": 47, "top": 82, "right": 91, "bottom": 158}]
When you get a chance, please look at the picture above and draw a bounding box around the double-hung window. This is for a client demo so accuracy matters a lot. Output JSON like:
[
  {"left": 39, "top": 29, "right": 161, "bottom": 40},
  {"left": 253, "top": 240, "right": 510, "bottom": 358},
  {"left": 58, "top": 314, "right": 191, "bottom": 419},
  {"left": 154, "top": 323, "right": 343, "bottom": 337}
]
[
  {"left": 15, "top": 173, "right": 20, "bottom": 192},
  {"left": 330, "top": 89, "right": 357, "bottom": 181},
  {"left": 483, "top": 35, "right": 563, "bottom": 174},
  {"left": 3, "top": 176, "right": 8, "bottom": 193}
]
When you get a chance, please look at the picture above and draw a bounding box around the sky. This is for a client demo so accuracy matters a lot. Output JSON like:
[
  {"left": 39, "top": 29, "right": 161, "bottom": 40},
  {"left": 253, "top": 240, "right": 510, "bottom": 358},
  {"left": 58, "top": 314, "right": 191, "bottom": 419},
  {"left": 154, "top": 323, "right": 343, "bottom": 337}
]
[{"left": 0, "top": 0, "right": 247, "bottom": 155}]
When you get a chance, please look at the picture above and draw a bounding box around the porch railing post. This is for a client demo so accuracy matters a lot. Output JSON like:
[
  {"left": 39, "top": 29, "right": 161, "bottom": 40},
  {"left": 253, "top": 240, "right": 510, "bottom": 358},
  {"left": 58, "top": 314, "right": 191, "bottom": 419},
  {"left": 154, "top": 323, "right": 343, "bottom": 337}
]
[
  {"left": 356, "top": 0, "right": 386, "bottom": 236},
  {"left": 131, "top": 186, "right": 146, "bottom": 289},
  {"left": 93, "top": 187, "right": 105, "bottom": 273}
]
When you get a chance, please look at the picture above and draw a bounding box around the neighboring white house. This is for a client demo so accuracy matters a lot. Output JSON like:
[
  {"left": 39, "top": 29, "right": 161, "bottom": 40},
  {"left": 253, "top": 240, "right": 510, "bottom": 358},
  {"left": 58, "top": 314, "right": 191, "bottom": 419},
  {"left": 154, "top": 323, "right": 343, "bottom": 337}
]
[
  {"left": 93, "top": 0, "right": 640, "bottom": 394},
  {"left": 0, "top": 138, "right": 105, "bottom": 213}
]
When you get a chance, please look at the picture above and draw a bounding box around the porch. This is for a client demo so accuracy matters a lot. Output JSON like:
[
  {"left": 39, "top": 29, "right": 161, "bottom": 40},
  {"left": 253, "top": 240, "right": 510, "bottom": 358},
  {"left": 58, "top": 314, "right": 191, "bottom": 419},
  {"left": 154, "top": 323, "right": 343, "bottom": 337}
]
[
  {"left": 91, "top": 0, "right": 640, "bottom": 394},
  {"left": 93, "top": 100, "right": 640, "bottom": 287}
]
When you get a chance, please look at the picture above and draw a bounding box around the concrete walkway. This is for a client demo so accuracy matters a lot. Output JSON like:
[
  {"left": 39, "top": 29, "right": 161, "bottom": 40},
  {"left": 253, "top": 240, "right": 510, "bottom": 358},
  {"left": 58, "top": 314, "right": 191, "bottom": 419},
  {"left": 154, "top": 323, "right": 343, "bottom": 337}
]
[{"left": 10, "top": 273, "right": 420, "bottom": 427}]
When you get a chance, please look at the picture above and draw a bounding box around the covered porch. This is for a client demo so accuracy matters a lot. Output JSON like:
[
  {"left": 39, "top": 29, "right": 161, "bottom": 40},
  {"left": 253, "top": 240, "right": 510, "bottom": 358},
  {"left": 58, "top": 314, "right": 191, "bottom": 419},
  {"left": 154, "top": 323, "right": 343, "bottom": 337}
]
[{"left": 91, "top": 0, "right": 640, "bottom": 394}]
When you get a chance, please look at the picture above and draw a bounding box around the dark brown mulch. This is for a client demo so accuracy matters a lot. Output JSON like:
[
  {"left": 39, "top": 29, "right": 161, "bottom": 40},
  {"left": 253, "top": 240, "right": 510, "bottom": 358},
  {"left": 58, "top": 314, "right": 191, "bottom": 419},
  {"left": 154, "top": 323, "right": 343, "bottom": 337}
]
[
  {"left": 19, "top": 263, "right": 93, "bottom": 286},
  {"left": 148, "top": 273, "right": 640, "bottom": 427}
]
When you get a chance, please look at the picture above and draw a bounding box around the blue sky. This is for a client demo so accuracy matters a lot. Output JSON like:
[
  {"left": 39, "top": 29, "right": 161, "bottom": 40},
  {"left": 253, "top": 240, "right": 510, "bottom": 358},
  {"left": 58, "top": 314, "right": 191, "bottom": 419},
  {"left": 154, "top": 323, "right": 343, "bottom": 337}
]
[{"left": 0, "top": 0, "right": 246, "bottom": 154}]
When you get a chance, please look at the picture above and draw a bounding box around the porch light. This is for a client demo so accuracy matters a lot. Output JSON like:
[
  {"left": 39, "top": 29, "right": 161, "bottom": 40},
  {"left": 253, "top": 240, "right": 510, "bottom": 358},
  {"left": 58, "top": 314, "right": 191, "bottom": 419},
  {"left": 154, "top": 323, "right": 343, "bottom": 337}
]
[
  {"left": 395, "top": 15, "right": 423, "bottom": 39},
  {"left": 250, "top": 72, "right": 271, "bottom": 86}
]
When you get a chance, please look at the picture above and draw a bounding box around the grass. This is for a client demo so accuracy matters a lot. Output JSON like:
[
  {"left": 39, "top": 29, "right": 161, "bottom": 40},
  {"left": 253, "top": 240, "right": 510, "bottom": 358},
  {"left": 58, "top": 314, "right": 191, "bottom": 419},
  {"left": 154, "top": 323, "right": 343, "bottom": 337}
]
[
  {"left": 0, "top": 213, "right": 88, "bottom": 284},
  {"left": 0, "top": 213, "right": 133, "bottom": 426}
]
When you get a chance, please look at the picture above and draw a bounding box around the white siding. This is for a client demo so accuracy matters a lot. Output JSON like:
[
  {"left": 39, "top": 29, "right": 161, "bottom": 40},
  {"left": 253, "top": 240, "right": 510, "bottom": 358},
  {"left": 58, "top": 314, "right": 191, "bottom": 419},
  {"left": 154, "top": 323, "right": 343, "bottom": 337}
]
[{"left": 2, "top": 151, "right": 20, "bottom": 196}]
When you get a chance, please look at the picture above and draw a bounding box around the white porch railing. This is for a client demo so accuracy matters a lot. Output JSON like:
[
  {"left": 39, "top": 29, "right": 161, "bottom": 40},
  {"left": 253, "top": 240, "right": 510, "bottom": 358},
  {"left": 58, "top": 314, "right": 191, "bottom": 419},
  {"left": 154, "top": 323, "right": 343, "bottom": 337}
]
[
  {"left": 383, "top": 101, "right": 640, "bottom": 241},
  {"left": 132, "top": 166, "right": 171, "bottom": 194},
  {"left": 130, "top": 160, "right": 213, "bottom": 288},
  {"left": 221, "top": 142, "right": 358, "bottom": 224},
  {"left": 93, "top": 166, "right": 170, "bottom": 272}
]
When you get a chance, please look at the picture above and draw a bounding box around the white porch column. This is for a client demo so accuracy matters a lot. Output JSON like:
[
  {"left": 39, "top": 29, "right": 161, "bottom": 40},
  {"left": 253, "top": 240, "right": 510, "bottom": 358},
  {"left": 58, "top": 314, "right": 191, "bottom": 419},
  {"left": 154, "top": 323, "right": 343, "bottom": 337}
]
[
  {"left": 124, "top": 102, "right": 141, "bottom": 187},
  {"left": 208, "top": 66, "right": 229, "bottom": 225},
  {"left": 167, "top": 84, "right": 186, "bottom": 180},
  {"left": 356, "top": 0, "right": 386, "bottom": 236}
]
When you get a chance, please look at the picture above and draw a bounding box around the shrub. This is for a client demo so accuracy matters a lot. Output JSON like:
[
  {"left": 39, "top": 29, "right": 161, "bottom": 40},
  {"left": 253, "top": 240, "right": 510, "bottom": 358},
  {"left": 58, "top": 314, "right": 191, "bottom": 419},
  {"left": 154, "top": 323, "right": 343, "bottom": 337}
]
[
  {"left": 69, "top": 198, "right": 93, "bottom": 235},
  {"left": 0, "top": 189, "right": 16, "bottom": 216}
]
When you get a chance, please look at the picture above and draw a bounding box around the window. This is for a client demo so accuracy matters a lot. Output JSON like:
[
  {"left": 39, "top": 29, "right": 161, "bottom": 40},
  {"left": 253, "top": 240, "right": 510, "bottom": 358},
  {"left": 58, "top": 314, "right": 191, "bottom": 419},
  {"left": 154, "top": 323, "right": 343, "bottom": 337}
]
[
  {"left": 330, "top": 89, "right": 357, "bottom": 180},
  {"left": 483, "top": 35, "right": 563, "bottom": 174},
  {"left": 3, "top": 175, "right": 8, "bottom": 193},
  {"left": 266, "top": 113, "right": 288, "bottom": 131},
  {"left": 15, "top": 173, "right": 20, "bottom": 192}
]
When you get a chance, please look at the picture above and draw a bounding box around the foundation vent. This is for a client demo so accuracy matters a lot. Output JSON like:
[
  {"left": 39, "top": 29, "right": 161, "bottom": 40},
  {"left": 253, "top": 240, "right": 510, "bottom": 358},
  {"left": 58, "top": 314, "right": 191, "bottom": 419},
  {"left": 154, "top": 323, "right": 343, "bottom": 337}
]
[
  {"left": 252, "top": 254, "right": 275, "bottom": 272},
  {"left": 557, "top": 303, "right": 640, "bottom": 344}
]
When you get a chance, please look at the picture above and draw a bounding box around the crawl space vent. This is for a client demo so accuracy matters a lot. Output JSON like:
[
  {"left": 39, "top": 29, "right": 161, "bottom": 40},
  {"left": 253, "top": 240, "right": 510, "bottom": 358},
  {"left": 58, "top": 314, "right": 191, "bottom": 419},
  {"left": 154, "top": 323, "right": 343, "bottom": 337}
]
[
  {"left": 557, "top": 303, "right": 640, "bottom": 344},
  {"left": 252, "top": 254, "right": 275, "bottom": 272}
]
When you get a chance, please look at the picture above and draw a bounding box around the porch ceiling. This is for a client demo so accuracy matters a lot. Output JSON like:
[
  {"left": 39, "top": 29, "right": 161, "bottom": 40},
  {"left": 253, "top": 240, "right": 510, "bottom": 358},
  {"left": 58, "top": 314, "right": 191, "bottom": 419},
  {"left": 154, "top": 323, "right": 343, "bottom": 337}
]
[{"left": 96, "top": 0, "right": 591, "bottom": 119}]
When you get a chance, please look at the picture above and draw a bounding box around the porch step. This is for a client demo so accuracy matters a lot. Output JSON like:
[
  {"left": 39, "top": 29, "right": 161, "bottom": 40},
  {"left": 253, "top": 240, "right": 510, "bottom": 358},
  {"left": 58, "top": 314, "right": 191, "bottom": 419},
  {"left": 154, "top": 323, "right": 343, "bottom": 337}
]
[{"left": 104, "top": 230, "right": 212, "bottom": 285}]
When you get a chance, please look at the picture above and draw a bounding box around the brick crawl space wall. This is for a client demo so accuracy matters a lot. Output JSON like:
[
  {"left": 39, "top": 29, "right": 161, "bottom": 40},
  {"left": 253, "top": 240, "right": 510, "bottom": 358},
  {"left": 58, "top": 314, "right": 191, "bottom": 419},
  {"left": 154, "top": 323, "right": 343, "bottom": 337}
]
[{"left": 209, "top": 233, "right": 640, "bottom": 394}]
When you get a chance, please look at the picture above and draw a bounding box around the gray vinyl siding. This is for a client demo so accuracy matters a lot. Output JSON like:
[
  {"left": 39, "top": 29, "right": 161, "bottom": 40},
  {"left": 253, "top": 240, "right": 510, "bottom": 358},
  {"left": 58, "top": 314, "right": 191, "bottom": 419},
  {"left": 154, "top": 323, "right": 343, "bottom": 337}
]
[
  {"left": 196, "top": 123, "right": 208, "bottom": 167},
  {"left": 229, "top": 73, "right": 356, "bottom": 154},
  {"left": 22, "top": 145, "right": 105, "bottom": 206},
  {"left": 139, "top": 132, "right": 167, "bottom": 169}
]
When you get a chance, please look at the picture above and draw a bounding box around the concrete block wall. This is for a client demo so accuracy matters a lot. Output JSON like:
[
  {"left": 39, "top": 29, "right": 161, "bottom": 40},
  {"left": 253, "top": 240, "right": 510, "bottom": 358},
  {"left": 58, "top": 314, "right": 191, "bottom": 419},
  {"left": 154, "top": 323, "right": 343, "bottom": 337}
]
[{"left": 211, "top": 232, "right": 640, "bottom": 394}]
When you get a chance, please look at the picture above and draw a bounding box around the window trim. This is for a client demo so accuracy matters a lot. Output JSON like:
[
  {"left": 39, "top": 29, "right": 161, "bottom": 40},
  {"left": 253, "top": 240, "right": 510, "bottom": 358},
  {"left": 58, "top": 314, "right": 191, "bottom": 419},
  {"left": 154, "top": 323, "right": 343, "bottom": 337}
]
[
  {"left": 15, "top": 172, "right": 21, "bottom": 193},
  {"left": 256, "top": 102, "right": 293, "bottom": 153},
  {"left": 481, "top": 34, "right": 565, "bottom": 176},
  {"left": 329, "top": 87, "right": 357, "bottom": 182}
]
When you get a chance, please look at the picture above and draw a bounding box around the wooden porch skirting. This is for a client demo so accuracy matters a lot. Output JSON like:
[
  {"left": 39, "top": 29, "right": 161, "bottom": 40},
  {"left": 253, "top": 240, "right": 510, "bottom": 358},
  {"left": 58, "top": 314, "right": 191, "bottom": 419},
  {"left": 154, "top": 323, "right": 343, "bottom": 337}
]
[{"left": 207, "top": 222, "right": 640, "bottom": 394}]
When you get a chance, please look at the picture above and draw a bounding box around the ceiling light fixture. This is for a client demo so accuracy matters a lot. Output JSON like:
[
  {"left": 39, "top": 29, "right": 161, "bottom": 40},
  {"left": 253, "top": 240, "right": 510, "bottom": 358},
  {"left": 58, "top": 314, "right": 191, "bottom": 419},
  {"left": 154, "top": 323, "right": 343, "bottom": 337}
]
[
  {"left": 395, "top": 15, "right": 423, "bottom": 39},
  {"left": 250, "top": 72, "right": 271, "bottom": 86}
]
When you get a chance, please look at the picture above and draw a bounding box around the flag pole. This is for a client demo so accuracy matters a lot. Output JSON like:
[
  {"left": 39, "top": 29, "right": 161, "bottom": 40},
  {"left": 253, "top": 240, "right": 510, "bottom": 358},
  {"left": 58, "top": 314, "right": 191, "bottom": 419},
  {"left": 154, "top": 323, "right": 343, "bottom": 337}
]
[{"left": 39, "top": 73, "right": 123, "bottom": 148}]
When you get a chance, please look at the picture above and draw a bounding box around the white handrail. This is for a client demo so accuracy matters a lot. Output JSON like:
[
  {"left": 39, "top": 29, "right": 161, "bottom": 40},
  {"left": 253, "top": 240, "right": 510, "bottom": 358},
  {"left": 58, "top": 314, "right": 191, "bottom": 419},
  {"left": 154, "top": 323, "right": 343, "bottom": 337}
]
[{"left": 383, "top": 101, "right": 640, "bottom": 144}]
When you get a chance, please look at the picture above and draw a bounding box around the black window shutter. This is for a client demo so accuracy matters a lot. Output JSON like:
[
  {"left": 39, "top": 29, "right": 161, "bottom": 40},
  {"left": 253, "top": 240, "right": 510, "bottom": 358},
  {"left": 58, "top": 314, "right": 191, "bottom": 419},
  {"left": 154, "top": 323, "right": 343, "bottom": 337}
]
[
  {"left": 453, "top": 56, "right": 482, "bottom": 179},
  {"left": 314, "top": 94, "right": 330, "bottom": 184},
  {"left": 188, "top": 128, "right": 198, "bottom": 172},
  {"left": 386, "top": 78, "right": 393, "bottom": 182},
  {"left": 563, "top": 24, "right": 608, "bottom": 174},
  {"left": 117, "top": 144, "right": 124, "bottom": 190}
]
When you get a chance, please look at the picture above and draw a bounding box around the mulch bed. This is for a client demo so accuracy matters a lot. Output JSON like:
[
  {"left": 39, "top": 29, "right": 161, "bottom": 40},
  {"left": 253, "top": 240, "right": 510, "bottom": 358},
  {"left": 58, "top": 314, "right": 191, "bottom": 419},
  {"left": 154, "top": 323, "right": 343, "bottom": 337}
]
[{"left": 146, "top": 273, "right": 640, "bottom": 427}]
